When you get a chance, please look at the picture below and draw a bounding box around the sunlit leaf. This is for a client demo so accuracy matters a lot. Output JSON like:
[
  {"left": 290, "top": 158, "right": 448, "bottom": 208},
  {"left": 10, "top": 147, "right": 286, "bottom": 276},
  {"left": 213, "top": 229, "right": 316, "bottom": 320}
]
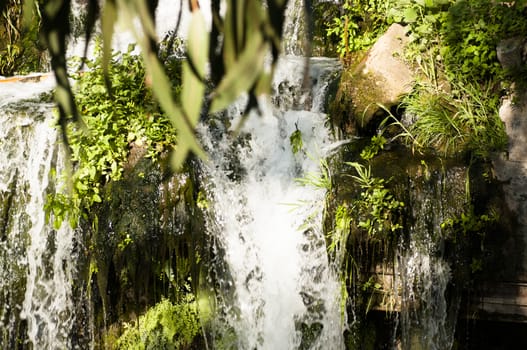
[
  {"left": 144, "top": 51, "right": 206, "bottom": 169},
  {"left": 209, "top": 34, "right": 268, "bottom": 113},
  {"left": 403, "top": 8, "right": 418, "bottom": 23},
  {"left": 181, "top": 61, "right": 205, "bottom": 125},
  {"left": 187, "top": 11, "right": 209, "bottom": 78},
  {"left": 254, "top": 72, "right": 272, "bottom": 96},
  {"left": 101, "top": 0, "right": 116, "bottom": 91},
  {"left": 135, "top": 0, "right": 157, "bottom": 40},
  {"left": 181, "top": 11, "right": 209, "bottom": 125},
  {"left": 222, "top": 0, "right": 237, "bottom": 69}
]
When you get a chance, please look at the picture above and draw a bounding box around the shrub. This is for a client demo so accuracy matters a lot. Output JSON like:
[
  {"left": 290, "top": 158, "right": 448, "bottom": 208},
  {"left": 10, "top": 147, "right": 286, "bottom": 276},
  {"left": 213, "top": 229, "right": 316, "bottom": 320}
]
[{"left": 45, "top": 43, "right": 180, "bottom": 228}]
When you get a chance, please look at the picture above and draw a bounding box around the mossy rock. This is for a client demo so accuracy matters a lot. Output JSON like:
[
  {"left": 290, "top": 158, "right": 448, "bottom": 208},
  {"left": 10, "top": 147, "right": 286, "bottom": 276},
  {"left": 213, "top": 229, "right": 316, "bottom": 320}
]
[{"left": 330, "top": 24, "right": 415, "bottom": 136}]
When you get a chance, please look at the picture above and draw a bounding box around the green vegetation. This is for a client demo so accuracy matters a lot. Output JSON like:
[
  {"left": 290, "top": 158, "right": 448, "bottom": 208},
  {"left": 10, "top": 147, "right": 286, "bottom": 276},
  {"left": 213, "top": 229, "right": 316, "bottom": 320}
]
[
  {"left": 289, "top": 126, "right": 304, "bottom": 155},
  {"left": 0, "top": 0, "right": 44, "bottom": 75},
  {"left": 330, "top": 0, "right": 527, "bottom": 82},
  {"left": 326, "top": 0, "right": 389, "bottom": 59},
  {"left": 327, "top": 0, "right": 522, "bottom": 160},
  {"left": 45, "top": 43, "right": 178, "bottom": 228},
  {"left": 400, "top": 77, "right": 507, "bottom": 158},
  {"left": 441, "top": 206, "right": 498, "bottom": 242},
  {"left": 440, "top": 0, "right": 527, "bottom": 82},
  {"left": 325, "top": 147, "right": 404, "bottom": 325},
  {"left": 296, "top": 158, "right": 332, "bottom": 192},
  {"left": 17, "top": 0, "right": 291, "bottom": 170},
  {"left": 345, "top": 162, "right": 404, "bottom": 239},
  {"left": 115, "top": 296, "right": 202, "bottom": 350},
  {"left": 360, "top": 135, "right": 386, "bottom": 161}
]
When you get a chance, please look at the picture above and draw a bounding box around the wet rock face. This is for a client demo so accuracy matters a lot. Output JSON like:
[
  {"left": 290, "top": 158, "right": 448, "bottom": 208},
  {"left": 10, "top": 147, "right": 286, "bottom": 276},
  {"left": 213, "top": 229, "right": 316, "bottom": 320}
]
[
  {"left": 496, "top": 36, "right": 526, "bottom": 71},
  {"left": 347, "top": 24, "right": 415, "bottom": 129},
  {"left": 495, "top": 89, "right": 527, "bottom": 282},
  {"left": 87, "top": 155, "right": 207, "bottom": 340},
  {"left": 475, "top": 42, "right": 527, "bottom": 321}
]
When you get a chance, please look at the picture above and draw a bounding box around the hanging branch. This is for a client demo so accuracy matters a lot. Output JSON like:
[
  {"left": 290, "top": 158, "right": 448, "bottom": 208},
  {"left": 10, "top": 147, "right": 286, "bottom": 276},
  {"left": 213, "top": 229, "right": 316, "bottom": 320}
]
[{"left": 22, "top": 0, "right": 291, "bottom": 169}]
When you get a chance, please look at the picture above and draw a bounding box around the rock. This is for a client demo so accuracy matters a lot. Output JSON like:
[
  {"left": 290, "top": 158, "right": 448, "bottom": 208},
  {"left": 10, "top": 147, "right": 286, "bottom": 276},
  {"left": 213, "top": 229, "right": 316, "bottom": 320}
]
[
  {"left": 493, "top": 89, "right": 527, "bottom": 281},
  {"left": 496, "top": 36, "right": 525, "bottom": 71},
  {"left": 499, "top": 90, "right": 527, "bottom": 162},
  {"left": 348, "top": 24, "right": 414, "bottom": 128}
]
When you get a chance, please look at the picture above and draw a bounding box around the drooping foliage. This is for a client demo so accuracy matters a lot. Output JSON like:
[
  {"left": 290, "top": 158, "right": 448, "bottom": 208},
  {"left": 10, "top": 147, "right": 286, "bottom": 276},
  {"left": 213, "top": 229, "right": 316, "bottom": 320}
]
[{"left": 19, "top": 0, "right": 292, "bottom": 171}]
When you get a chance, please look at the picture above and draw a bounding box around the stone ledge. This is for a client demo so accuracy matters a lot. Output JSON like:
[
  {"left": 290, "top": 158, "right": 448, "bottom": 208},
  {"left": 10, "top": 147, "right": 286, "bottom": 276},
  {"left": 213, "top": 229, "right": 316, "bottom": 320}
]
[
  {"left": 471, "top": 282, "right": 527, "bottom": 323},
  {"left": 0, "top": 73, "right": 53, "bottom": 84}
]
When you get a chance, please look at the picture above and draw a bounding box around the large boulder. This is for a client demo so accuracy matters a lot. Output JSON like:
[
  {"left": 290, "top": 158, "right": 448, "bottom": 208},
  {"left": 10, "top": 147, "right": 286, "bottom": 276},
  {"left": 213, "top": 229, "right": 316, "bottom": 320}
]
[{"left": 348, "top": 23, "right": 415, "bottom": 129}]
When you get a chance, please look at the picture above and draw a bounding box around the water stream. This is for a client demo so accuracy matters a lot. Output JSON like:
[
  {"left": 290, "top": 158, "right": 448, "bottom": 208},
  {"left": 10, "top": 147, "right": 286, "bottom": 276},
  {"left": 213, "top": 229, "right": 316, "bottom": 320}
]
[
  {"left": 394, "top": 165, "right": 466, "bottom": 350},
  {"left": 0, "top": 86, "right": 77, "bottom": 349},
  {"left": 0, "top": 1, "right": 477, "bottom": 349},
  {"left": 199, "top": 56, "right": 344, "bottom": 349}
]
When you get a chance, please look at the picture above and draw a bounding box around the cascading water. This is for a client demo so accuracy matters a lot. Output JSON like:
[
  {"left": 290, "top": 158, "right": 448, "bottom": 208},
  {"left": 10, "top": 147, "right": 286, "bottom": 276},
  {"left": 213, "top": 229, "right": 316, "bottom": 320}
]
[
  {"left": 0, "top": 81, "right": 78, "bottom": 349},
  {"left": 283, "top": 0, "right": 308, "bottom": 56},
  {"left": 199, "top": 56, "right": 344, "bottom": 349},
  {"left": 395, "top": 165, "right": 466, "bottom": 350}
]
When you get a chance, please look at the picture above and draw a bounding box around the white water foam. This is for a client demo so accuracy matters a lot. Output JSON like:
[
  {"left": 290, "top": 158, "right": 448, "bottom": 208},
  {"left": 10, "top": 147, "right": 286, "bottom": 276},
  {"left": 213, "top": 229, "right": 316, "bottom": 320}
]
[
  {"left": 201, "top": 57, "right": 344, "bottom": 350},
  {"left": 0, "top": 104, "right": 76, "bottom": 349}
]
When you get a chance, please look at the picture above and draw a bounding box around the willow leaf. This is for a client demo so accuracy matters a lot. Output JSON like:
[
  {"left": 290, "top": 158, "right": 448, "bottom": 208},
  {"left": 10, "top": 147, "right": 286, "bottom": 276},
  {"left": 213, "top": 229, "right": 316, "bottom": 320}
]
[
  {"left": 209, "top": 35, "right": 267, "bottom": 114},
  {"left": 135, "top": 0, "right": 157, "bottom": 41},
  {"left": 181, "top": 61, "right": 205, "bottom": 126},
  {"left": 144, "top": 52, "right": 206, "bottom": 169},
  {"left": 101, "top": 0, "right": 116, "bottom": 91},
  {"left": 181, "top": 11, "right": 209, "bottom": 125},
  {"left": 186, "top": 10, "right": 209, "bottom": 78},
  {"left": 222, "top": 0, "right": 237, "bottom": 69},
  {"left": 235, "top": 0, "right": 245, "bottom": 51},
  {"left": 245, "top": 0, "right": 264, "bottom": 39},
  {"left": 254, "top": 72, "right": 272, "bottom": 96}
]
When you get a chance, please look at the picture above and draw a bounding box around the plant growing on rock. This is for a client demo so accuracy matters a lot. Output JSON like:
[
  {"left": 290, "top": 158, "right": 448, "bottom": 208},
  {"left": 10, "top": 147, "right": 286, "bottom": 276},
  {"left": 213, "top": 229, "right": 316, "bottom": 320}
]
[
  {"left": 399, "top": 77, "right": 507, "bottom": 158},
  {"left": 440, "top": 0, "right": 527, "bottom": 82},
  {"left": 45, "top": 43, "right": 179, "bottom": 228},
  {"left": 115, "top": 295, "right": 202, "bottom": 349},
  {"left": 326, "top": 0, "right": 389, "bottom": 59},
  {"left": 346, "top": 162, "right": 404, "bottom": 240},
  {"left": 0, "top": 0, "right": 44, "bottom": 75}
]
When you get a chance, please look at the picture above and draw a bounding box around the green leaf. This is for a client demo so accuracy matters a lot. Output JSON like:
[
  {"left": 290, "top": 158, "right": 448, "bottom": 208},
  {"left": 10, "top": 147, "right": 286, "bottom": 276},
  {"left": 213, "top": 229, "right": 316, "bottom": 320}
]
[
  {"left": 222, "top": 0, "right": 238, "bottom": 69},
  {"left": 101, "top": 0, "right": 116, "bottom": 90},
  {"left": 144, "top": 52, "right": 206, "bottom": 169},
  {"left": 254, "top": 72, "right": 272, "bottom": 96},
  {"left": 403, "top": 8, "right": 418, "bottom": 23},
  {"left": 181, "top": 11, "right": 209, "bottom": 125},
  {"left": 209, "top": 35, "right": 268, "bottom": 113},
  {"left": 186, "top": 11, "right": 209, "bottom": 79},
  {"left": 92, "top": 193, "right": 102, "bottom": 203},
  {"left": 135, "top": 0, "right": 157, "bottom": 40},
  {"left": 290, "top": 129, "right": 303, "bottom": 154}
]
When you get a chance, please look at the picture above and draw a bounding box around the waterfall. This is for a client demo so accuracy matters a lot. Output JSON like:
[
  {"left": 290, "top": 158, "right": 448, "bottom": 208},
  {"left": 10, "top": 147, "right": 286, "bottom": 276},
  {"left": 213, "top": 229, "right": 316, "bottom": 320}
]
[
  {"left": 283, "top": 0, "right": 308, "bottom": 56},
  {"left": 395, "top": 165, "right": 465, "bottom": 350},
  {"left": 200, "top": 56, "right": 344, "bottom": 349},
  {"left": 0, "top": 81, "right": 78, "bottom": 349},
  {"left": 0, "top": 0, "right": 346, "bottom": 348}
]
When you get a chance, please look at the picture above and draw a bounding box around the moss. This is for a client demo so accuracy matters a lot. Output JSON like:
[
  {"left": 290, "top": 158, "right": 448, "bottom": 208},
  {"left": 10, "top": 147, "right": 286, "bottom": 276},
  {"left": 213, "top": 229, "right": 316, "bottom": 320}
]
[
  {"left": 115, "top": 296, "right": 202, "bottom": 350},
  {"left": 84, "top": 153, "right": 209, "bottom": 349},
  {"left": 329, "top": 52, "right": 390, "bottom": 137},
  {"left": 329, "top": 66, "right": 359, "bottom": 136}
]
